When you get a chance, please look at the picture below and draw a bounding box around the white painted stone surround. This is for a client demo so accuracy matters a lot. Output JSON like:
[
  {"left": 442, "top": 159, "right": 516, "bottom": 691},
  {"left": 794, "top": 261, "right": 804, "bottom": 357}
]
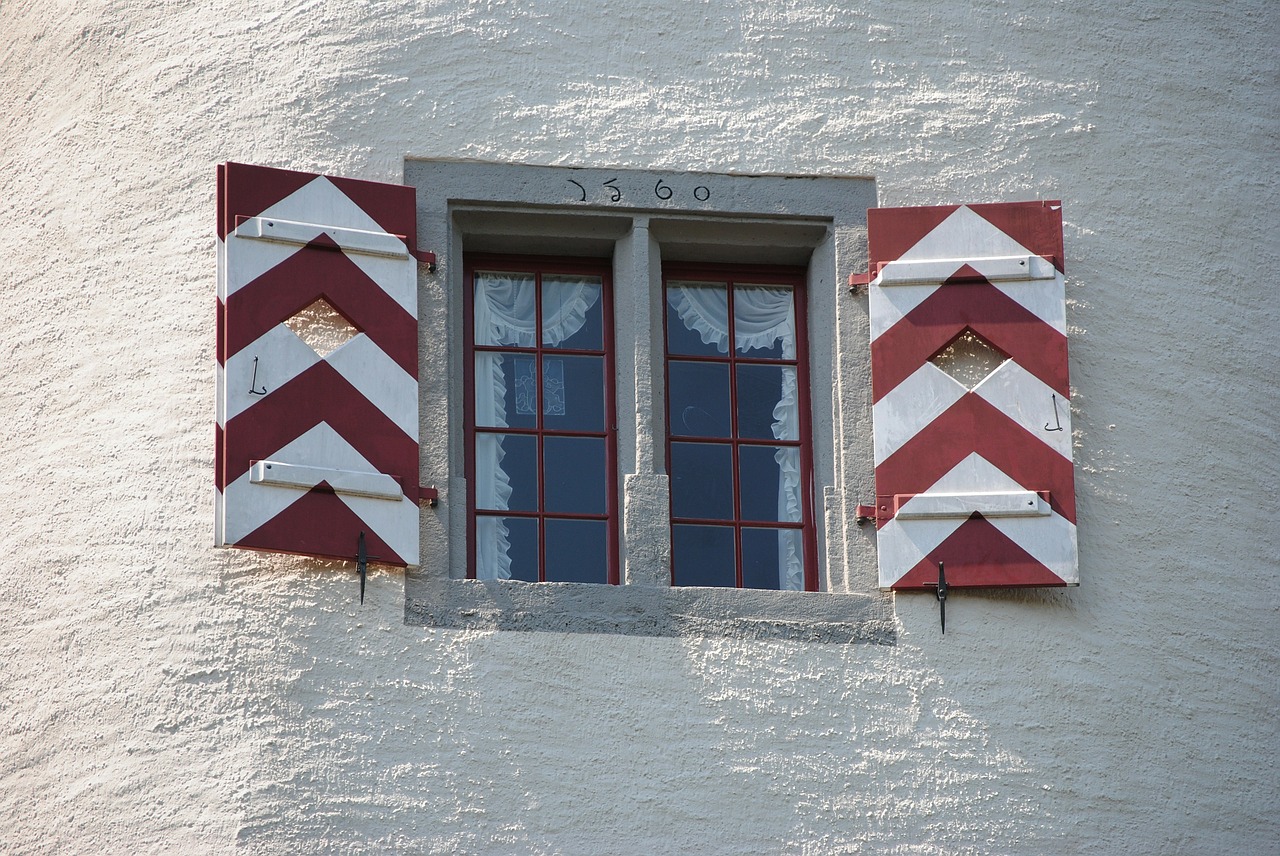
[{"left": 1, "top": 1, "right": 1276, "bottom": 853}]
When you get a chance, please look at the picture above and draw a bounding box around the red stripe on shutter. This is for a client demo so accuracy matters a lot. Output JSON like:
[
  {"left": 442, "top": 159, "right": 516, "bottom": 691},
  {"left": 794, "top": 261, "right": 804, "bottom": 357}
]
[
  {"left": 968, "top": 201, "right": 1065, "bottom": 273},
  {"left": 218, "top": 162, "right": 318, "bottom": 241},
  {"left": 895, "top": 515, "right": 1067, "bottom": 588},
  {"left": 226, "top": 240, "right": 418, "bottom": 377},
  {"left": 221, "top": 362, "right": 417, "bottom": 485},
  {"left": 870, "top": 278, "right": 1070, "bottom": 403},
  {"left": 216, "top": 298, "right": 226, "bottom": 367},
  {"left": 875, "top": 394, "right": 1077, "bottom": 525},
  {"left": 866, "top": 204, "right": 961, "bottom": 271},
  {"left": 236, "top": 485, "right": 409, "bottom": 566},
  {"left": 327, "top": 175, "right": 420, "bottom": 256}
]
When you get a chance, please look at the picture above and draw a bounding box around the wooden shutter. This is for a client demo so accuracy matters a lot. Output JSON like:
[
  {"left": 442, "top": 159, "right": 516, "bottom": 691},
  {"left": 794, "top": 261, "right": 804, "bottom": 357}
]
[
  {"left": 215, "top": 162, "right": 421, "bottom": 566},
  {"left": 867, "top": 201, "right": 1078, "bottom": 589}
]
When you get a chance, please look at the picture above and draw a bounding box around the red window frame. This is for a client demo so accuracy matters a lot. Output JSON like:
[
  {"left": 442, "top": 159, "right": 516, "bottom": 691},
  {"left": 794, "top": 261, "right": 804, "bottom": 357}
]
[
  {"left": 463, "top": 254, "right": 620, "bottom": 584},
  {"left": 662, "top": 264, "right": 819, "bottom": 591}
]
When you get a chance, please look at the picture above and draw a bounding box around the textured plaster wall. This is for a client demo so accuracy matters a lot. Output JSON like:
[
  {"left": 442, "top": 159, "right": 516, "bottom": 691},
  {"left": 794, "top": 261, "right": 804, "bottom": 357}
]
[{"left": 1, "top": 1, "right": 1276, "bottom": 853}]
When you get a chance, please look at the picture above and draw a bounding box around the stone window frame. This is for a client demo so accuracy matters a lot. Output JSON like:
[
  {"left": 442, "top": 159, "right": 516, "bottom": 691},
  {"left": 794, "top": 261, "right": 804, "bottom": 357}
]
[{"left": 404, "top": 160, "right": 893, "bottom": 644}]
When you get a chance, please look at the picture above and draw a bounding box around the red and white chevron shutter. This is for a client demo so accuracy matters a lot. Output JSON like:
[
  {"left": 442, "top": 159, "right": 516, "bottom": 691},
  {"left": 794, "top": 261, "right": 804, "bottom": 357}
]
[
  {"left": 867, "top": 201, "right": 1078, "bottom": 589},
  {"left": 215, "top": 162, "right": 420, "bottom": 566}
]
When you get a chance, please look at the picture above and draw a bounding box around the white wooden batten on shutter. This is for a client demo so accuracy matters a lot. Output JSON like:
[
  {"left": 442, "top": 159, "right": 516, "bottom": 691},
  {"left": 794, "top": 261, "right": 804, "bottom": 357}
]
[
  {"left": 862, "top": 201, "right": 1079, "bottom": 590},
  {"left": 215, "top": 162, "right": 429, "bottom": 567}
]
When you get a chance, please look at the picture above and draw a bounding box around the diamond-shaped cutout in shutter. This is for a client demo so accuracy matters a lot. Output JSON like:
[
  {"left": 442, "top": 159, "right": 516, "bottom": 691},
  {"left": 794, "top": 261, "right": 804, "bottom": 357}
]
[
  {"left": 867, "top": 201, "right": 1078, "bottom": 590},
  {"left": 215, "top": 162, "right": 421, "bottom": 567},
  {"left": 930, "top": 329, "right": 1007, "bottom": 391},
  {"left": 285, "top": 298, "right": 361, "bottom": 358}
]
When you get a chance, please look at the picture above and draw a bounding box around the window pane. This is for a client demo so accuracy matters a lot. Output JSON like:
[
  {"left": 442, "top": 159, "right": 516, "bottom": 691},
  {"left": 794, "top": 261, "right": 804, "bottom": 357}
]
[
  {"left": 475, "top": 433, "right": 538, "bottom": 512},
  {"left": 474, "top": 353, "right": 538, "bottom": 430},
  {"left": 738, "top": 445, "right": 802, "bottom": 523},
  {"left": 667, "top": 361, "right": 730, "bottom": 438},
  {"left": 543, "top": 436, "right": 607, "bottom": 515},
  {"left": 545, "top": 519, "right": 608, "bottom": 583},
  {"left": 672, "top": 524, "right": 736, "bottom": 587},
  {"left": 476, "top": 515, "right": 539, "bottom": 582},
  {"left": 734, "top": 285, "right": 794, "bottom": 359},
  {"left": 475, "top": 272, "right": 537, "bottom": 347},
  {"left": 736, "top": 364, "right": 798, "bottom": 440},
  {"left": 670, "top": 442, "right": 734, "bottom": 520},
  {"left": 543, "top": 276, "right": 603, "bottom": 351},
  {"left": 667, "top": 283, "right": 728, "bottom": 356},
  {"left": 541, "top": 355, "right": 604, "bottom": 432},
  {"left": 741, "top": 527, "right": 804, "bottom": 591}
]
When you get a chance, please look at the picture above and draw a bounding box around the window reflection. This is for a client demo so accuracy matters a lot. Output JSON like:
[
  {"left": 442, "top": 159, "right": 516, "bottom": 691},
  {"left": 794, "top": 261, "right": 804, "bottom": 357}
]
[
  {"left": 668, "top": 361, "right": 731, "bottom": 437},
  {"left": 543, "top": 277, "right": 603, "bottom": 350},
  {"left": 672, "top": 524, "right": 736, "bottom": 587},
  {"left": 543, "top": 355, "right": 604, "bottom": 432},
  {"left": 670, "top": 442, "right": 734, "bottom": 520},
  {"left": 544, "top": 436, "right": 606, "bottom": 515},
  {"left": 545, "top": 519, "right": 608, "bottom": 583},
  {"left": 666, "top": 283, "right": 728, "bottom": 356}
]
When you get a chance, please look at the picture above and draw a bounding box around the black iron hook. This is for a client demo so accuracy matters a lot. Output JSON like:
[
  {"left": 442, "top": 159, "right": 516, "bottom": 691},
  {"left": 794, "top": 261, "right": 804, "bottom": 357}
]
[
  {"left": 1044, "top": 393, "right": 1064, "bottom": 432},
  {"left": 248, "top": 356, "right": 267, "bottom": 396},
  {"left": 935, "top": 562, "right": 948, "bottom": 634},
  {"left": 357, "top": 531, "right": 367, "bottom": 605}
]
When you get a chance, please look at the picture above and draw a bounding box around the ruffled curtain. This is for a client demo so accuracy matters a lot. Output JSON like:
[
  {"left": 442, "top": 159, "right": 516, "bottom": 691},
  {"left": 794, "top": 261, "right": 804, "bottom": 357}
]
[
  {"left": 668, "top": 285, "right": 804, "bottom": 590},
  {"left": 474, "top": 273, "right": 601, "bottom": 579}
]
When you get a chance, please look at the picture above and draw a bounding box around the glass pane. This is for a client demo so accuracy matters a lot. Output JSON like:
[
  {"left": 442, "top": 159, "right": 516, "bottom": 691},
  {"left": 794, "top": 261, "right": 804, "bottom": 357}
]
[
  {"left": 545, "top": 519, "right": 608, "bottom": 584},
  {"left": 741, "top": 527, "right": 804, "bottom": 591},
  {"left": 476, "top": 515, "right": 539, "bottom": 582},
  {"left": 474, "top": 353, "right": 538, "bottom": 430},
  {"left": 667, "top": 361, "right": 730, "bottom": 438},
  {"left": 474, "top": 272, "right": 537, "bottom": 347},
  {"left": 541, "top": 355, "right": 604, "bottom": 432},
  {"left": 667, "top": 283, "right": 728, "bottom": 356},
  {"left": 734, "top": 285, "right": 794, "bottom": 359},
  {"left": 543, "top": 276, "right": 603, "bottom": 351},
  {"left": 738, "top": 445, "right": 802, "bottom": 523},
  {"left": 474, "top": 433, "right": 538, "bottom": 512},
  {"left": 670, "top": 442, "right": 734, "bottom": 520},
  {"left": 672, "top": 524, "right": 736, "bottom": 587},
  {"left": 736, "top": 364, "right": 798, "bottom": 440},
  {"left": 544, "top": 436, "right": 607, "bottom": 515}
]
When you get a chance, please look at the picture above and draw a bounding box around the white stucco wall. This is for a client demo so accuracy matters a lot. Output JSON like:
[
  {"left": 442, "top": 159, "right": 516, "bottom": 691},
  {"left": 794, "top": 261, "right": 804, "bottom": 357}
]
[{"left": 2, "top": 1, "right": 1276, "bottom": 853}]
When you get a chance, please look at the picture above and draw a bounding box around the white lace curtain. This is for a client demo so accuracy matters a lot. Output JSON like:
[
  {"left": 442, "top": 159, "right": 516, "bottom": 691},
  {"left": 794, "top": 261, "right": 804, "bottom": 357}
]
[
  {"left": 473, "top": 273, "right": 601, "bottom": 579},
  {"left": 668, "top": 285, "right": 804, "bottom": 591},
  {"left": 474, "top": 275, "right": 801, "bottom": 589}
]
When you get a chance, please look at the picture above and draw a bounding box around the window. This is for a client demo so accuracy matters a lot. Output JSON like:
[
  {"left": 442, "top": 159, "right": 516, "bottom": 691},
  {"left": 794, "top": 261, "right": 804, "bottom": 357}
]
[
  {"left": 663, "top": 266, "right": 817, "bottom": 590},
  {"left": 464, "top": 256, "right": 618, "bottom": 584},
  {"left": 404, "top": 160, "right": 890, "bottom": 643}
]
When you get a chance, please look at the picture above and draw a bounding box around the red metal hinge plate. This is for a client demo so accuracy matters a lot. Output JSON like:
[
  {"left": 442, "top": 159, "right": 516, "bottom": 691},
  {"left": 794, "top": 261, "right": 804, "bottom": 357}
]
[{"left": 412, "top": 249, "right": 437, "bottom": 271}]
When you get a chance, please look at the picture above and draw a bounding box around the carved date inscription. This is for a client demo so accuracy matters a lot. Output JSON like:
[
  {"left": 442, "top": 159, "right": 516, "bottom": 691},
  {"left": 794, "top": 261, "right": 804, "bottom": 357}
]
[{"left": 566, "top": 176, "right": 713, "bottom": 206}]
